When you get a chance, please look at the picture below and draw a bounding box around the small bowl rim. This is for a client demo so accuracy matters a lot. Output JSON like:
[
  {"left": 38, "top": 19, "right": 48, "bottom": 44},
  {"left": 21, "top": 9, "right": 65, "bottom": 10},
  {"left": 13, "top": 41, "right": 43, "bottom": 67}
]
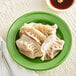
[{"left": 46, "top": 0, "right": 75, "bottom": 12}]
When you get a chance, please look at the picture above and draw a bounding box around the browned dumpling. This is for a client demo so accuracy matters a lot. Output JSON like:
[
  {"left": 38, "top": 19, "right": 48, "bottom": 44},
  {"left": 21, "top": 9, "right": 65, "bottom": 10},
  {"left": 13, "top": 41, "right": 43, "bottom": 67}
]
[
  {"left": 16, "top": 23, "right": 64, "bottom": 61},
  {"left": 34, "top": 23, "right": 57, "bottom": 37},
  {"left": 16, "top": 35, "right": 42, "bottom": 59},
  {"left": 19, "top": 24, "right": 46, "bottom": 45},
  {"left": 41, "top": 35, "right": 64, "bottom": 61}
]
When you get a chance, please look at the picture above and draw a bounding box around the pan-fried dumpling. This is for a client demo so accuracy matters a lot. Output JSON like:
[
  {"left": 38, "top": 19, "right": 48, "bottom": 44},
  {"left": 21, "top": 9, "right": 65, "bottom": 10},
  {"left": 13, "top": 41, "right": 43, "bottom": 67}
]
[
  {"left": 16, "top": 35, "right": 42, "bottom": 59},
  {"left": 41, "top": 34, "right": 64, "bottom": 61},
  {"left": 34, "top": 23, "right": 57, "bottom": 37},
  {"left": 16, "top": 22, "right": 64, "bottom": 61},
  {"left": 19, "top": 24, "right": 46, "bottom": 45}
]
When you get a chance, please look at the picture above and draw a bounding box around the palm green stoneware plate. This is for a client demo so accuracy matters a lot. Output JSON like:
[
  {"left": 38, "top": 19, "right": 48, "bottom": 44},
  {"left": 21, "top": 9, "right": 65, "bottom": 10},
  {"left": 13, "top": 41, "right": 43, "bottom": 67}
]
[{"left": 6, "top": 11, "right": 72, "bottom": 71}]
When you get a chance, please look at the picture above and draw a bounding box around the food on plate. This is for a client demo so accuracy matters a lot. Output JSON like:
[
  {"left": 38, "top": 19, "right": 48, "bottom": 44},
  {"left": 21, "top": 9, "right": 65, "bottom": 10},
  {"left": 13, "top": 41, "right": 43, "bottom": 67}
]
[
  {"left": 19, "top": 24, "right": 46, "bottom": 45},
  {"left": 16, "top": 23, "right": 65, "bottom": 61},
  {"left": 34, "top": 23, "right": 57, "bottom": 37},
  {"left": 16, "top": 35, "right": 42, "bottom": 59},
  {"left": 41, "top": 35, "right": 64, "bottom": 61}
]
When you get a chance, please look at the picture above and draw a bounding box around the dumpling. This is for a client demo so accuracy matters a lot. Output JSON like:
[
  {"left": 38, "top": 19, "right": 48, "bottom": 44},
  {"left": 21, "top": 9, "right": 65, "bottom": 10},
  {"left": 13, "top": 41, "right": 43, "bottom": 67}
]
[
  {"left": 16, "top": 35, "right": 42, "bottom": 59},
  {"left": 41, "top": 34, "right": 64, "bottom": 61},
  {"left": 34, "top": 23, "right": 57, "bottom": 37},
  {"left": 16, "top": 22, "right": 64, "bottom": 61},
  {"left": 19, "top": 24, "right": 46, "bottom": 45}
]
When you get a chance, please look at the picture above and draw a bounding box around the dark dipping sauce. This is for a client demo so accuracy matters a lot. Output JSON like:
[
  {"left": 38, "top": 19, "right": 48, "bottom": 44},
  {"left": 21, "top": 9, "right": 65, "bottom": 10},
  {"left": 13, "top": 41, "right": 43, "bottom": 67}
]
[{"left": 50, "top": 0, "right": 74, "bottom": 10}]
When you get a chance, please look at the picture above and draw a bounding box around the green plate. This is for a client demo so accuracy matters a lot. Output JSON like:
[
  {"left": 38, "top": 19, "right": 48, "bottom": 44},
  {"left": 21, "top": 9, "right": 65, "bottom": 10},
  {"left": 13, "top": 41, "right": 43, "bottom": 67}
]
[{"left": 6, "top": 11, "right": 72, "bottom": 71}]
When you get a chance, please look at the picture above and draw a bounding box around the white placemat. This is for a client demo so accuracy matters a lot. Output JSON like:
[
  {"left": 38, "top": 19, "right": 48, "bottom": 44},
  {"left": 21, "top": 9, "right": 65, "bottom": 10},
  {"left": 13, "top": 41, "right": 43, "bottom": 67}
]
[{"left": 0, "top": 0, "right": 76, "bottom": 76}]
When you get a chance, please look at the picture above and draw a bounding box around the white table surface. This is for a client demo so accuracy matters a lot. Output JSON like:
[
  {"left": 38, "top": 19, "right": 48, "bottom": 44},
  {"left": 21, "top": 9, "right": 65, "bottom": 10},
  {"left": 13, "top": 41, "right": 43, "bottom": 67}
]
[{"left": 0, "top": 0, "right": 76, "bottom": 76}]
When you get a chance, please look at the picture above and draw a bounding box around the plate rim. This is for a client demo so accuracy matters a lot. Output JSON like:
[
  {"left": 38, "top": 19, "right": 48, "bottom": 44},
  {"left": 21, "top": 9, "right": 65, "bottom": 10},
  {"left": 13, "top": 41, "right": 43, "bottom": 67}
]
[{"left": 6, "top": 11, "right": 72, "bottom": 71}]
